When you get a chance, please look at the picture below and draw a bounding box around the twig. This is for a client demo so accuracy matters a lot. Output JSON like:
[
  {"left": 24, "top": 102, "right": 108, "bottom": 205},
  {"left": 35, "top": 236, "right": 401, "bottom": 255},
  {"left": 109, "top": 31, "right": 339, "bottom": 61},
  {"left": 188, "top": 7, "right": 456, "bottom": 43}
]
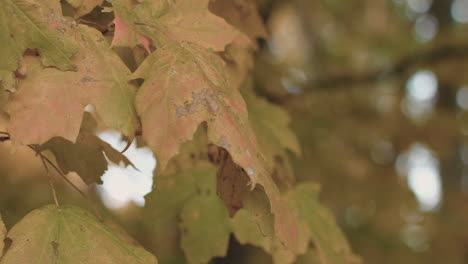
[
  {"left": 264, "top": 43, "right": 468, "bottom": 104},
  {"left": 30, "top": 145, "right": 60, "bottom": 207},
  {"left": 0, "top": 131, "right": 102, "bottom": 219},
  {"left": 312, "top": 44, "right": 468, "bottom": 89},
  {"left": 35, "top": 149, "right": 103, "bottom": 221}
]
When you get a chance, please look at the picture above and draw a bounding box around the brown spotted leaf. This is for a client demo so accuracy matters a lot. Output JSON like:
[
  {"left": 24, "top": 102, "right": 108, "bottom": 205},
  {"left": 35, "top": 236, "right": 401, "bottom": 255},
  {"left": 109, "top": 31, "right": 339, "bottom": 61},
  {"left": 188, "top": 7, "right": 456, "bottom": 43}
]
[
  {"left": 132, "top": 41, "right": 249, "bottom": 171},
  {"left": 0, "top": 205, "right": 158, "bottom": 264},
  {"left": 132, "top": 39, "right": 299, "bottom": 251},
  {"left": 5, "top": 25, "right": 138, "bottom": 146},
  {"left": 0, "top": 0, "right": 78, "bottom": 91},
  {"left": 39, "top": 112, "right": 134, "bottom": 185}
]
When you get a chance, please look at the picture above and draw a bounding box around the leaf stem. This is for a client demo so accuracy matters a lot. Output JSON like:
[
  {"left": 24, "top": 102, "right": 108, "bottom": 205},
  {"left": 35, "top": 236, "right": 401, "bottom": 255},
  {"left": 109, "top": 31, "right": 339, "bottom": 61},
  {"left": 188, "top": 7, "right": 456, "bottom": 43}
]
[
  {"left": 31, "top": 145, "right": 60, "bottom": 207},
  {"left": 0, "top": 130, "right": 103, "bottom": 220},
  {"left": 32, "top": 147, "right": 103, "bottom": 220}
]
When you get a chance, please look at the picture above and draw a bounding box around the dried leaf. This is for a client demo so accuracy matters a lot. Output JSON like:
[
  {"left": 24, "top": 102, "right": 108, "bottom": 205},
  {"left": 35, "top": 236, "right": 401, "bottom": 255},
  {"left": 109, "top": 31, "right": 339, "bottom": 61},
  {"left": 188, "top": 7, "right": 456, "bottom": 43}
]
[
  {"left": 0, "top": 205, "right": 158, "bottom": 264},
  {"left": 6, "top": 25, "right": 138, "bottom": 146},
  {"left": 0, "top": 0, "right": 78, "bottom": 91},
  {"left": 216, "top": 151, "right": 249, "bottom": 217},
  {"left": 39, "top": 113, "right": 134, "bottom": 185}
]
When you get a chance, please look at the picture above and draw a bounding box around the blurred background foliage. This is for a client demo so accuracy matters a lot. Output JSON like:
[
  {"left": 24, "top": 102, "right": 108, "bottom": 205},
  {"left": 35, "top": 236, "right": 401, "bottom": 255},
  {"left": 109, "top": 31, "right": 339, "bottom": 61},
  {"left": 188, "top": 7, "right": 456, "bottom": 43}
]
[{"left": 1, "top": 0, "right": 468, "bottom": 263}]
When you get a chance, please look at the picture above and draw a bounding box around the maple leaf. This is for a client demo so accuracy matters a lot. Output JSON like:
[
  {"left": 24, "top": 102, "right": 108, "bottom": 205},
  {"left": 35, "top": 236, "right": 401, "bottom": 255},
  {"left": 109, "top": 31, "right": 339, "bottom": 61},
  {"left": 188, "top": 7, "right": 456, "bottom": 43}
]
[
  {"left": 110, "top": 0, "right": 241, "bottom": 51},
  {"left": 110, "top": 0, "right": 150, "bottom": 52},
  {"left": 144, "top": 164, "right": 230, "bottom": 264},
  {"left": 5, "top": 25, "right": 139, "bottom": 146},
  {"left": 0, "top": 0, "right": 78, "bottom": 91},
  {"left": 143, "top": 168, "right": 198, "bottom": 264},
  {"left": 132, "top": 40, "right": 298, "bottom": 251},
  {"left": 179, "top": 196, "right": 231, "bottom": 264},
  {"left": 231, "top": 185, "right": 309, "bottom": 264},
  {"left": 65, "top": 0, "right": 104, "bottom": 18},
  {"left": 209, "top": 0, "right": 268, "bottom": 41},
  {"left": 132, "top": 41, "right": 248, "bottom": 171},
  {"left": 39, "top": 113, "right": 134, "bottom": 185},
  {"left": 287, "top": 183, "right": 362, "bottom": 264},
  {"left": 0, "top": 205, "right": 158, "bottom": 263},
  {"left": 231, "top": 182, "right": 362, "bottom": 264}
]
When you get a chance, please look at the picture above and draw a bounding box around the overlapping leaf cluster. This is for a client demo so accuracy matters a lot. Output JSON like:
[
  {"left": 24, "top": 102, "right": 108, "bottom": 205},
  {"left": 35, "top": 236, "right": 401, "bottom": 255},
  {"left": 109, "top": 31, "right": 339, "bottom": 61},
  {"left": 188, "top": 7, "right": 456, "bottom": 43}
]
[{"left": 0, "top": 0, "right": 359, "bottom": 263}]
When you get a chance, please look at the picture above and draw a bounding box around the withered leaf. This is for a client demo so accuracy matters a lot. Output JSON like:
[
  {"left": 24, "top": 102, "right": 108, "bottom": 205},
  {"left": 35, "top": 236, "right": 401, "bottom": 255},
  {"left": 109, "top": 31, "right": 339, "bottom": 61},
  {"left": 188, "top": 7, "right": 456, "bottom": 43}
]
[{"left": 39, "top": 112, "right": 134, "bottom": 185}]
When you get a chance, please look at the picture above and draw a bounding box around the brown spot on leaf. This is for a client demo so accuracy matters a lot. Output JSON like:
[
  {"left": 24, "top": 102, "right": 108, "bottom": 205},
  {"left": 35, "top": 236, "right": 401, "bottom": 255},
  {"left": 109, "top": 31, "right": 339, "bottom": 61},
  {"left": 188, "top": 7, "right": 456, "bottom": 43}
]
[{"left": 176, "top": 90, "right": 220, "bottom": 118}]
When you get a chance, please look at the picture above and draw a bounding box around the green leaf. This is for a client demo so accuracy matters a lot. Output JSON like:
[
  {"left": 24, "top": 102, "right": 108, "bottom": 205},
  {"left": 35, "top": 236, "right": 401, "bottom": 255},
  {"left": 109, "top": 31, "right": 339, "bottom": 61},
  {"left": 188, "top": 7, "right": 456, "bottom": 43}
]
[
  {"left": 179, "top": 196, "right": 231, "bottom": 264},
  {"left": 287, "top": 183, "right": 361, "bottom": 264},
  {"left": 143, "top": 165, "right": 208, "bottom": 264},
  {"left": 0, "top": 205, "right": 157, "bottom": 264},
  {"left": 231, "top": 187, "right": 308, "bottom": 264},
  {"left": 39, "top": 112, "right": 134, "bottom": 185},
  {"left": 243, "top": 87, "right": 301, "bottom": 161},
  {"left": 0, "top": 0, "right": 78, "bottom": 91},
  {"left": 232, "top": 209, "right": 272, "bottom": 252},
  {"left": 6, "top": 25, "right": 138, "bottom": 146}
]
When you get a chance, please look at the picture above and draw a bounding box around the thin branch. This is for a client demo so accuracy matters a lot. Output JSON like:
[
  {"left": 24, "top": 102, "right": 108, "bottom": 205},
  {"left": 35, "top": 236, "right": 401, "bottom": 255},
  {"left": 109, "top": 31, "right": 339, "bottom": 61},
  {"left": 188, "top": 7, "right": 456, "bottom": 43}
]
[
  {"left": 35, "top": 149, "right": 103, "bottom": 220},
  {"left": 310, "top": 43, "right": 468, "bottom": 90},
  {"left": 0, "top": 130, "right": 102, "bottom": 219},
  {"left": 30, "top": 145, "right": 60, "bottom": 207}
]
